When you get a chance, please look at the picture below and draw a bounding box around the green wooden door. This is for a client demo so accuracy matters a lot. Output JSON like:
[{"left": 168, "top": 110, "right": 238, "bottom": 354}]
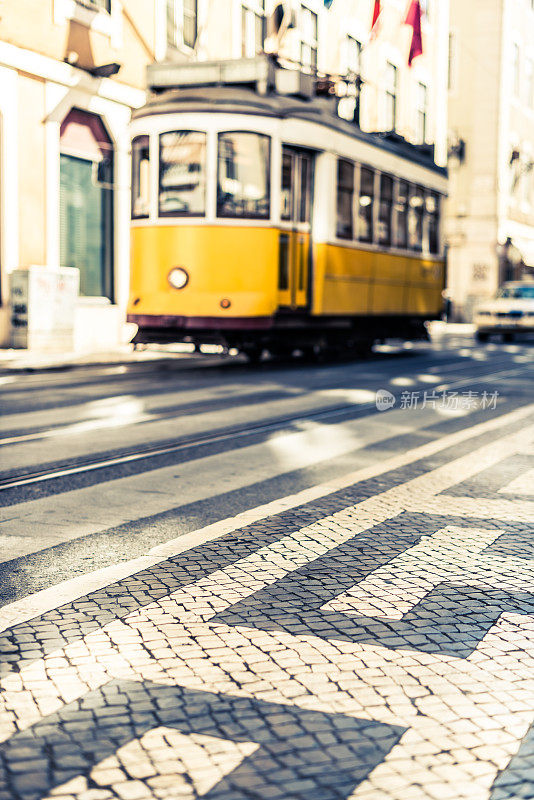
[{"left": 59, "top": 154, "right": 113, "bottom": 299}]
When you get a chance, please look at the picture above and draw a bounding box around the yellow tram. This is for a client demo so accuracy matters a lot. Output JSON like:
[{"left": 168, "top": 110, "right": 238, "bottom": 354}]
[{"left": 127, "top": 57, "right": 447, "bottom": 359}]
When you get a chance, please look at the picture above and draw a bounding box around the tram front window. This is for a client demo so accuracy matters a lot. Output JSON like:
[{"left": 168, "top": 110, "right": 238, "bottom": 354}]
[
  {"left": 217, "top": 132, "right": 270, "bottom": 219},
  {"left": 159, "top": 131, "right": 206, "bottom": 217}
]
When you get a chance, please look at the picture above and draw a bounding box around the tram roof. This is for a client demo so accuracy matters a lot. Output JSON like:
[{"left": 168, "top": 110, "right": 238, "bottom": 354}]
[{"left": 133, "top": 61, "right": 446, "bottom": 177}]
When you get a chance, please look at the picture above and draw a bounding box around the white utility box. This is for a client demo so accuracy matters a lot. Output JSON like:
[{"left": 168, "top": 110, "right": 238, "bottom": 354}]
[{"left": 10, "top": 266, "right": 80, "bottom": 351}]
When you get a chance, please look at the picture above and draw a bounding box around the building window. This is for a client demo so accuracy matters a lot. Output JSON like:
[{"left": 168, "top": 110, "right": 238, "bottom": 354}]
[
  {"left": 385, "top": 62, "right": 397, "bottom": 131},
  {"left": 346, "top": 35, "right": 361, "bottom": 76},
  {"left": 159, "top": 131, "right": 206, "bottom": 217},
  {"left": 378, "top": 174, "right": 394, "bottom": 246},
  {"left": 77, "top": 0, "right": 111, "bottom": 11},
  {"left": 131, "top": 136, "right": 150, "bottom": 219},
  {"left": 336, "top": 159, "right": 354, "bottom": 240},
  {"left": 55, "top": 0, "right": 120, "bottom": 40},
  {"left": 217, "top": 132, "right": 271, "bottom": 219},
  {"left": 300, "top": 5, "right": 318, "bottom": 73},
  {"left": 241, "top": 1, "right": 266, "bottom": 57},
  {"left": 512, "top": 43, "right": 520, "bottom": 97},
  {"left": 167, "top": 0, "right": 197, "bottom": 50},
  {"left": 416, "top": 82, "right": 427, "bottom": 143},
  {"left": 358, "top": 167, "right": 374, "bottom": 243},
  {"left": 59, "top": 109, "right": 114, "bottom": 300}
]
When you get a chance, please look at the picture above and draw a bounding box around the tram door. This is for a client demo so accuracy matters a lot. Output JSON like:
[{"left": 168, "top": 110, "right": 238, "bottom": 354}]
[{"left": 278, "top": 146, "right": 314, "bottom": 309}]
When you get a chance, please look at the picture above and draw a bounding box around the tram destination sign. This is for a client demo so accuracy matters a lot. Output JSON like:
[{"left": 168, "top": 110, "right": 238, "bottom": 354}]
[{"left": 147, "top": 56, "right": 276, "bottom": 93}]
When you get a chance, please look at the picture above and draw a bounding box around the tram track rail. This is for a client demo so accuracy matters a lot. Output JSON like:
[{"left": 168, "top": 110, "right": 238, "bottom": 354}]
[
  {"left": 0, "top": 360, "right": 531, "bottom": 494},
  {"left": 0, "top": 400, "right": 377, "bottom": 491},
  {"left": 0, "top": 349, "right": 523, "bottom": 437}
]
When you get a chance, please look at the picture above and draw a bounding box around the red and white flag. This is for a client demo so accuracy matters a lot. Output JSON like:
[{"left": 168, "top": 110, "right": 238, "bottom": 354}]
[
  {"left": 404, "top": 0, "right": 423, "bottom": 65},
  {"left": 370, "top": 0, "right": 381, "bottom": 36}
]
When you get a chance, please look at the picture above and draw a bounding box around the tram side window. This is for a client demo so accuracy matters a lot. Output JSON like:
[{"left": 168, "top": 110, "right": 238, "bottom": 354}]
[
  {"left": 281, "top": 150, "right": 293, "bottom": 220},
  {"left": 378, "top": 174, "right": 394, "bottom": 246},
  {"left": 131, "top": 136, "right": 150, "bottom": 219},
  {"left": 336, "top": 159, "right": 354, "bottom": 240},
  {"left": 395, "top": 180, "right": 409, "bottom": 249},
  {"left": 426, "top": 192, "right": 440, "bottom": 254},
  {"left": 217, "top": 132, "right": 270, "bottom": 219},
  {"left": 299, "top": 155, "right": 311, "bottom": 223},
  {"left": 159, "top": 131, "right": 206, "bottom": 217},
  {"left": 358, "top": 167, "right": 374, "bottom": 243},
  {"left": 408, "top": 184, "right": 425, "bottom": 251}
]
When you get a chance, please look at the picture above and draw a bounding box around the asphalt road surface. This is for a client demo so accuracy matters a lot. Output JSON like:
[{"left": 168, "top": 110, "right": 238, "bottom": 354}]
[
  {"left": 1, "top": 331, "right": 534, "bottom": 800},
  {"left": 0, "top": 332, "right": 531, "bottom": 605}
]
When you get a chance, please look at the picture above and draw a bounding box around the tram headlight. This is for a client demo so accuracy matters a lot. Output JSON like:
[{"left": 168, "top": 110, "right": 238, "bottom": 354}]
[{"left": 168, "top": 267, "right": 189, "bottom": 289}]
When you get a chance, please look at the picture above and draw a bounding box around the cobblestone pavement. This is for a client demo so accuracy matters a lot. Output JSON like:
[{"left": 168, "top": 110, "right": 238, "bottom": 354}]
[{"left": 1, "top": 403, "right": 534, "bottom": 800}]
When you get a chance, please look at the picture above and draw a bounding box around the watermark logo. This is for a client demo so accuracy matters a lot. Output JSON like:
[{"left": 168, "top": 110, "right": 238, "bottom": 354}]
[
  {"left": 375, "top": 388, "right": 499, "bottom": 412},
  {"left": 376, "top": 389, "right": 396, "bottom": 412}
]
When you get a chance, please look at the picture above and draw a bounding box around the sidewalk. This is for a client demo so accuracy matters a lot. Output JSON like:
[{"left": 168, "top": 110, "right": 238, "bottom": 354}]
[
  {"left": 0, "top": 344, "right": 202, "bottom": 374},
  {"left": 0, "top": 323, "right": 476, "bottom": 374},
  {"left": 0, "top": 401, "right": 533, "bottom": 800}
]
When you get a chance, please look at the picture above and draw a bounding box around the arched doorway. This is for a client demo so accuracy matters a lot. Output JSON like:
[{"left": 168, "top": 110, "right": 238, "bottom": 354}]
[{"left": 59, "top": 108, "right": 114, "bottom": 300}]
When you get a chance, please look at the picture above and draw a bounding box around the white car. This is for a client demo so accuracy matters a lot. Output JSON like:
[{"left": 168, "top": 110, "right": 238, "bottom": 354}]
[{"left": 474, "top": 281, "right": 534, "bottom": 342}]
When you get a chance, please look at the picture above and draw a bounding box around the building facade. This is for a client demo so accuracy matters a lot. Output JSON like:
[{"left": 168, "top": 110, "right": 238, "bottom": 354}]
[
  {"left": 446, "top": 0, "right": 534, "bottom": 321},
  {"left": 0, "top": 0, "right": 449, "bottom": 350},
  {"left": 321, "top": 0, "right": 449, "bottom": 168}
]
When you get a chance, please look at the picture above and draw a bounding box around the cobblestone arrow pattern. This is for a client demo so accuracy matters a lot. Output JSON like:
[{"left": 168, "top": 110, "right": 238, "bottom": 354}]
[
  {"left": 214, "top": 514, "right": 534, "bottom": 658},
  {"left": 0, "top": 680, "right": 406, "bottom": 800},
  {"left": 0, "top": 410, "right": 534, "bottom": 800}
]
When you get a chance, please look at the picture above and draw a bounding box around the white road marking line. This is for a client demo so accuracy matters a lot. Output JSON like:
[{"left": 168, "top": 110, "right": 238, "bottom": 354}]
[
  {"left": 436, "top": 365, "right": 530, "bottom": 392},
  {"left": 405, "top": 496, "right": 534, "bottom": 521},
  {"left": 0, "top": 398, "right": 379, "bottom": 488},
  {"left": 1, "top": 360, "right": 529, "bottom": 446},
  {"left": 0, "top": 381, "right": 294, "bottom": 439},
  {"left": 0, "top": 403, "right": 532, "bottom": 634},
  {"left": 0, "top": 415, "right": 418, "bottom": 563},
  {"left": 128, "top": 423, "right": 534, "bottom": 628}
]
